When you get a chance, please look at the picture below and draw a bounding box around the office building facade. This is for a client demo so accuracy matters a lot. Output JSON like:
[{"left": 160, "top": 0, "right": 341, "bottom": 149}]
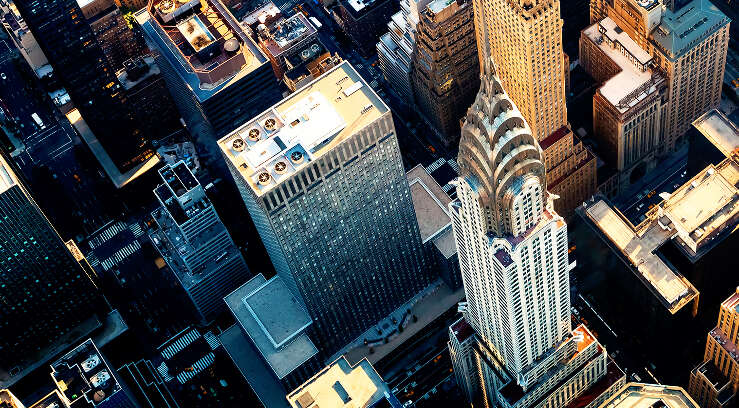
[
  {"left": 80, "top": 0, "right": 147, "bottom": 70},
  {"left": 688, "top": 288, "right": 739, "bottom": 408},
  {"left": 150, "top": 162, "right": 250, "bottom": 322},
  {"left": 135, "top": 0, "right": 280, "bottom": 144},
  {"left": 447, "top": 46, "right": 622, "bottom": 405},
  {"left": 218, "top": 62, "right": 432, "bottom": 356},
  {"left": 470, "top": 0, "right": 596, "bottom": 217},
  {"left": 13, "top": 0, "right": 155, "bottom": 175},
  {"left": 412, "top": 0, "right": 479, "bottom": 146},
  {"left": 333, "top": 0, "right": 397, "bottom": 56},
  {"left": 580, "top": 16, "right": 667, "bottom": 195},
  {"left": 376, "top": 0, "right": 430, "bottom": 105},
  {"left": 590, "top": 0, "right": 730, "bottom": 155},
  {"left": 0, "top": 154, "right": 103, "bottom": 384}
]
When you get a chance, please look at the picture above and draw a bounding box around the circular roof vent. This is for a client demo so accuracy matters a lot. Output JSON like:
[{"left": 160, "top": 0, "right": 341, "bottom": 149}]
[
  {"left": 290, "top": 151, "right": 304, "bottom": 164},
  {"left": 311, "top": 44, "right": 321, "bottom": 53},
  {"left": 232, "top": 138, "right": 245, "bottom": 152},
  {"left": 224, "top": 38, "right": 239, "bottom": 52},
  {"left": 264, "top": 118, "right": 277, "bottom": 131},
  {"left": 301, "top": 49, "right": 312, "bottom": 60},
  {"left": 274, "top": 161, "right": 288, "bottom": 174},
  {"left": 248, "top": 128, "right": 261, "bottom": 141},
  {"left": 258, "top": 172, "right": 271, "bottom": 185}
]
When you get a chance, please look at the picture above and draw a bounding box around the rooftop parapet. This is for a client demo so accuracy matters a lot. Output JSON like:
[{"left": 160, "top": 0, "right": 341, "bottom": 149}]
[{"left": 218, "top": 61, "right": 388, "bottom": 197}]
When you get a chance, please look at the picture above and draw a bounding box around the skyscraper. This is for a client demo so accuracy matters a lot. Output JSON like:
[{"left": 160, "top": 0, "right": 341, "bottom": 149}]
[
  {"left": 412, "top": 0, "right": 479, "bottom": 146},
  {"left": 218, "top": 61, "right": 433, "bottom": 356},
  {"left": 80, "top": 0, "right": 147, "bottom": 71},
  {"left": 376, "top": 0, "right": 430, "bottom": 105},
  {"left": 135, "top": 0, "right": 280, "bottom": 146},
  {"left": 150, "top": 162, "right": 250, "bottom": 322},
  {"left": 589, "top": 0, "right": 730, "bottom": 155},
  {"left": 579, "top": 16, "right": 667, "bottom": 196},
  {"left": 447, "top": 54, "right": 623, "bottom": 406},
  {"left": 688, "top": 288, "right": 739, "bottom": 408},
  {"left": 469, "top": 0, "right": 597, "bottom": 217},
  {"left": 13, "top": 0, "right": 155, "bottom": 176},
  {"left": 0, "top": 153, "right": 103, "bottom": 385}
]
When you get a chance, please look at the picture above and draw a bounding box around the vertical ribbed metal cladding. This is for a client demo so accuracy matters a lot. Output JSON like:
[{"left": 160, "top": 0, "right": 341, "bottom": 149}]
[{"left": 456, "top": 60, "right": 547, "bottom": 237}]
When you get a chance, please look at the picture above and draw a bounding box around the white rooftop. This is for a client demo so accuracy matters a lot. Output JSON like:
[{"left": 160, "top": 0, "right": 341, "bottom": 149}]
[
  {"left": 224, "top": 274, "right": 318, "bottom": 379},
  {"left": 692, "top": 109, "right": 739, "bottom": 157},
  {"left": 218, "top": 62, "right": 388, "bottom": 197},
  {"left": 583, "top": 199, "right": 698, "bottom": 313},
  {"left": 0, "top": 155, "right": 19, "bottom": 195},
  {"left": 585, "top": 18, "right": 658, "bottom": 113},
  {"left": 286, "top": 357, "right": 392, "bottom": 408},
  {"left": 600, "top": 17, "right": 652, "bottom": 65},
  {"left": 662, "top": 158, "right": 739, "bottom": 254},
  {"left": 598, "top": 383, "right": 699, "bottom": 408}
]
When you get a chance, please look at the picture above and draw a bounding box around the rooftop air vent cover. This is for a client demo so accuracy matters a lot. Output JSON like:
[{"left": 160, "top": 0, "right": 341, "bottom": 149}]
[
  {"left": 232, "top": 138, "right": 245, "bottom": 151},
  {"left": 264, "top": 118, "right": 277, "bottom": 131},
  {"left": 290, "top": 151, "right": 304, "bottom": 164},
  {"left": 274, "top": 161, "right": 288, "bottom": 174},
  {"left": 258, "top": 172, "right": 271, "bottom": 185},
  {"left": 224, "top": 38, "right": 239, "bottom": 52},
  {"left": 248, "top": 128, "right": 261, "bottom": 142}
]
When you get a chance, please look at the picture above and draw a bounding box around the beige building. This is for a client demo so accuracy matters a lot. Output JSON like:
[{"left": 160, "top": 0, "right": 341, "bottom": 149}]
[
  {"left": 286, "top": 357, "right": 400, "bottom": 407},
  {"left": 580, "top": 17, "right": 667, "bottom": 196},
  {"left": 688, "top": 288, "right": 739, "bottom": 408},
  {"left": 598, "top": 383, "right": 700, "bottom": 408},
  {"left": 590, "top": 0, "right": 730, "bottom": 155},
  {"left": 471, "top": 0, "right": 596, "bottom": 217},
  {"left": 412, "top": 0, "right": 479, "bottom": 147}
]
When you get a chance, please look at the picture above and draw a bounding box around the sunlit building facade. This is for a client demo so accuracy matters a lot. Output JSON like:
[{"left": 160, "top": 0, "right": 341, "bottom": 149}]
[
  {"left": 688, "top": 288, "right": 739, "bottom": 408},
  {"left": 447, "top": 48, "right": 622, "bottom": 406},
  {"left": 470, "top": 0, "right": 596, "bottom": 217},
  {"left": 218, "top": 62, "right": 432, "bottom": 356}
]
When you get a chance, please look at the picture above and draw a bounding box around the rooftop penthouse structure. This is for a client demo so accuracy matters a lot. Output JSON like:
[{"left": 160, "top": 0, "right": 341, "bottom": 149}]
[
  {"left": 575, "top": 109, "right": 738, "bottom": 384},
  {"left": 50, "top": 339, "right": 133, "bottom": 407},
  {"left": 136, "top": 0, "right": 279, "bottom": 140}
]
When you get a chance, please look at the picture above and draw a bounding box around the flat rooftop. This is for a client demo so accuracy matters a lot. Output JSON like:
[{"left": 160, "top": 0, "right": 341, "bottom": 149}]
[
  {"left": 584, "top": 19, "right": 660, "bottom": 112},
  {"left": 50, "top": 338, "right": 123, "bottom": 407},
  {"left": 218, "top": 61, "right": 388, "bottom": 197},
  {"left": 243, "top": 277, "right": 313, "bottom": 349},
  {"left": 0, "top": 154, "right": 19, "bottom": 195},
  {"left": 692, "top": 109, "right": 739, "bottom": 158},
  {"left": 582, "top": 199, "right": 698, "bottom": 314},
  {"left": 662, "top": 158, "right": 739, "bottom": 254},
  {"left": 599, "top": 383, "right": 699, "bottom": 407},
  {"left": 259, "top": 13, "right": 317, "bottom": 58},
  {"left": 224, "top": 274, "right": 318, "bottom": 379},
  {"left": 0, "top": 390, "right": 23, "bottom": 408},
  {"left": 135, "top": 0, "right": 267, "bottom": 101},
  {"left": 407, "top": 165, "right": 452, "bottom": 240},
  {"left": 286, "top": 357, "right": 397, "bottom": 408},
  {"left": 651, "top": 0, "right": 729, "bottom": 59},
  {"left": 28, "top": 390, "right": 67, "bottom": 408},
  {"left": 722, "top": 288, "right": 739, "bottom": 311}
]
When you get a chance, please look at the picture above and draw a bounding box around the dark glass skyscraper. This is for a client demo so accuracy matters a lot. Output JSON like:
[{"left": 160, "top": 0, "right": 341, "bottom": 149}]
[
  {"left": 13, "top": 0, "right": 154, "bottom": 174},
  {"left": 0, "top": 153, "right": 102, "bottom": 385}
]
